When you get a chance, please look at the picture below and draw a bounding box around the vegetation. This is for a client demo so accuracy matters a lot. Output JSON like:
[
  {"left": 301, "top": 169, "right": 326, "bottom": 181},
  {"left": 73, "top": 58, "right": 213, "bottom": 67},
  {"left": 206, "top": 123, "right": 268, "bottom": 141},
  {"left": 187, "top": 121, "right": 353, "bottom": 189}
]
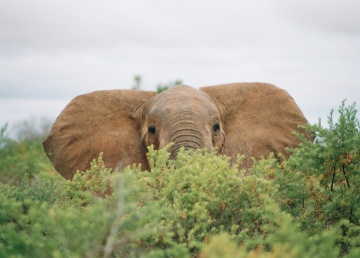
[
  {"left": 0, "top": 101, "right": 359, "bottom": 257},
  {"left": 131, "top": 75, "right": 183, "bottom": 93}
]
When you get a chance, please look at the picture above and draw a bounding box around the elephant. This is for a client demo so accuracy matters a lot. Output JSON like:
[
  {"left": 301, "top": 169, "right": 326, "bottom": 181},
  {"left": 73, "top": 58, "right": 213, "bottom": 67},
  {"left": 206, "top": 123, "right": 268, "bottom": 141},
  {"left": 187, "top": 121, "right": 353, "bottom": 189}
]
[{"left": 43, "top": 82, "right": 312, "bottom": 179}]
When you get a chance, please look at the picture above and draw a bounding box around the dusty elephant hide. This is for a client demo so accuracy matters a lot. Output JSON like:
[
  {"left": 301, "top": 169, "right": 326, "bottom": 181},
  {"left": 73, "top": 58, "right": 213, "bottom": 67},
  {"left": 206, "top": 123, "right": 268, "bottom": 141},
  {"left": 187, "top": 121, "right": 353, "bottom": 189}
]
[{"left": 43, "top": 82, "right": 312, "bottom": 179}]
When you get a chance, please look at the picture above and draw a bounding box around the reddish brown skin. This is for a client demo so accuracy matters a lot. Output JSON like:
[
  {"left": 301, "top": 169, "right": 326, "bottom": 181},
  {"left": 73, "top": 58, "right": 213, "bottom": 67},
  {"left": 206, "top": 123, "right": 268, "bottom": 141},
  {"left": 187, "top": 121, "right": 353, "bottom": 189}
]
[{"left": 43, "top": 83, "right": 312, "bottom": 179}]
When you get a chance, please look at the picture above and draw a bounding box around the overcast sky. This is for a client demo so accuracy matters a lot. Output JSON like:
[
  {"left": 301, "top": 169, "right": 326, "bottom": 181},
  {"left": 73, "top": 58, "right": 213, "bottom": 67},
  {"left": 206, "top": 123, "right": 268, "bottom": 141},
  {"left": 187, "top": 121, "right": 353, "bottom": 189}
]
[{"left": 1, "top": 0, "right": 359, "bottom": 135}]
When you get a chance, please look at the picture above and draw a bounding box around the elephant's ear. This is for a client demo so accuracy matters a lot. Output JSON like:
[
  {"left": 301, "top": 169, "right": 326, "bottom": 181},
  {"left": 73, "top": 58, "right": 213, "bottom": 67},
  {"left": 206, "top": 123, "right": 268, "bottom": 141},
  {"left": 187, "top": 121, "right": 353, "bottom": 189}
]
[
  {"left": 200, "top": 83, "right": 311, "bottom": 161},
  {"left": 43, "top": 90, "right": 156, "bottom": 179}
]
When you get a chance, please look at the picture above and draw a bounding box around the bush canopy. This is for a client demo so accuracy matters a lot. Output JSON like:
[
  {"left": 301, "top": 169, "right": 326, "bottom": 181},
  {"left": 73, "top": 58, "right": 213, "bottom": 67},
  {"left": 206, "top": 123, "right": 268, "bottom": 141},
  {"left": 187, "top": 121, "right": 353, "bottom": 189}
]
[{"left": 0, "top": 100, "right": 359, "bottom": 257}]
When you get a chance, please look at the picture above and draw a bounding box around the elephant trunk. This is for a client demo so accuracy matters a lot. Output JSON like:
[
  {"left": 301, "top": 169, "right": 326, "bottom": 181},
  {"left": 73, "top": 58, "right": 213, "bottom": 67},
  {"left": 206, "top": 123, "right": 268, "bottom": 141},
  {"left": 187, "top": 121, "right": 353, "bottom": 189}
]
[{"left": 167, "top": 126, "right": 205, "bottom": 159}]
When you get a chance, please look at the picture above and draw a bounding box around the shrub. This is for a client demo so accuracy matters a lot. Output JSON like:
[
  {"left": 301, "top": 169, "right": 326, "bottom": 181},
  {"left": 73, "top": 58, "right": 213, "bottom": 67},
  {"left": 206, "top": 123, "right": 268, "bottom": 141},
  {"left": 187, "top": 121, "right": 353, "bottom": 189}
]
[
  {"left": 1, "top": 101, "right": 360, "bottom": 257},
  {"left": 0, "top": 124, "right": 55, "bottom": 184},
  {"left": 280, "top": 100, "right": 360, "bottom": 255},
  {"left": 0, "top": 156, "right": 164, "bottom": 257}
]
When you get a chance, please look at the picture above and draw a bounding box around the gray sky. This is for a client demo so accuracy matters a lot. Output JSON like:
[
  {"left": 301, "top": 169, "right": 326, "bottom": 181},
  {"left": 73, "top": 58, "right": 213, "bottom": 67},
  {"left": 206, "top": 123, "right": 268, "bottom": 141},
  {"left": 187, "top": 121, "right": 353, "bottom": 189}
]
[{"left": 1, "top": 0, "right": 360, "bottom": 134}]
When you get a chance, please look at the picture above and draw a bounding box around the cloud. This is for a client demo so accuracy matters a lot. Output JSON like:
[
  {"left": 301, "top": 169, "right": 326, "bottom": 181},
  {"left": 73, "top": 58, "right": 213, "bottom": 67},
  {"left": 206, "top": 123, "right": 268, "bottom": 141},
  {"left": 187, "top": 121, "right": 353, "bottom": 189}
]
[
  {"left": 0, "top": 98, "right": 67, "bottom": 128},
  {"left": 0, "top": 48, "right": 140, "bottom": 99},
  {"left": 0, "top": 1, "right": 297, "bottom": 50},
  {"left": 0, "top": 1, "right": 359, "bottom": 130},
  {"left": 272, "top": 1, "right": 360, "bottom": 36}
]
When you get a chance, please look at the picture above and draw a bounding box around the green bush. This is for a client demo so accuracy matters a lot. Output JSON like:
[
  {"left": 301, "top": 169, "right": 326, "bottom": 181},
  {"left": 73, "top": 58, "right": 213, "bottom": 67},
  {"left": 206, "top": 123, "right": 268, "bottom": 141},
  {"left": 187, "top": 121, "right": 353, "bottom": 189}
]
[
  {"left": 0, "top": 101, "right": 359, "bottom": 257},
  {"left": 0, "top": 124, "right": 55, "bottom": 184},
  {"left": 0, "top": 158, "right": 164, "bottom": 257}
]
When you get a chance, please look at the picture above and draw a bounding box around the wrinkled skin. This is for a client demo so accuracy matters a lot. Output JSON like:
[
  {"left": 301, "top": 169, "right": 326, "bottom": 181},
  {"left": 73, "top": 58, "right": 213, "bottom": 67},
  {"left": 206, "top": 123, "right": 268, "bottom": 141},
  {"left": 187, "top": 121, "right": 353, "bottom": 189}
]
[
  {"left": 137, "top": 86, "right": 225, "bottom": 159},
  {"left": 43, "top": 83, "right": 312, "bottom": 179}
]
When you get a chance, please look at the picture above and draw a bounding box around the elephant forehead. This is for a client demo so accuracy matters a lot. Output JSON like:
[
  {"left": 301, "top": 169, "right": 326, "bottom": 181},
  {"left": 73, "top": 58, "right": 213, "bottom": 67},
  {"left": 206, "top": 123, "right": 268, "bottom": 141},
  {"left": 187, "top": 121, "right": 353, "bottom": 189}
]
[{"left": 149, "top": 87, "right": 218, "bottom": 117}]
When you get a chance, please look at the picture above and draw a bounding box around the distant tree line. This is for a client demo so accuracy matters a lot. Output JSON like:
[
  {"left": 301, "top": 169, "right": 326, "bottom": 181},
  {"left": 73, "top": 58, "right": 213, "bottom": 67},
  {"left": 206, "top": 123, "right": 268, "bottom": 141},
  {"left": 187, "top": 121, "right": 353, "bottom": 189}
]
[{"left": 131, "top": 75, "right": 183, "bottom": 93}]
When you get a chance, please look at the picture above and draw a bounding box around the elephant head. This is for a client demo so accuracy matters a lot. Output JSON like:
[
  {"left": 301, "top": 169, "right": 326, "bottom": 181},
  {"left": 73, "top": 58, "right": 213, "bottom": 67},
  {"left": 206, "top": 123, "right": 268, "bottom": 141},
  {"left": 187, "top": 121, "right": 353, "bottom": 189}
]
[{"left": 43, "top": 82, "right": 311, "bottom": 179}]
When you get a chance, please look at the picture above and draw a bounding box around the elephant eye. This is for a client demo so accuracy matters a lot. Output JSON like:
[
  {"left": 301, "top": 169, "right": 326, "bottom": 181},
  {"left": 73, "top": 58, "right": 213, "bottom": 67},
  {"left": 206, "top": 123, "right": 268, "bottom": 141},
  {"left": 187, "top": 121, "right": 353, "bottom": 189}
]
[
  {"left": 148, "top": 125, "right": 156, "bottom": 135},
  {"left": 213, "top": 123, "right": 220, "bottom": 133}
]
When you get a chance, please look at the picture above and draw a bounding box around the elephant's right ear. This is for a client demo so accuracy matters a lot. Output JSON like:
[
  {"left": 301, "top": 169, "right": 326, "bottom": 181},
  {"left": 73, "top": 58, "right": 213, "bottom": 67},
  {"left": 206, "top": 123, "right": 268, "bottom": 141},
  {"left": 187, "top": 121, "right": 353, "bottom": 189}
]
[
  {"left": 200, "top": 83, "right": 311, "bottom": 161},
  {"left": 43, "top": 90, "right": 156, "bottom": 179}
]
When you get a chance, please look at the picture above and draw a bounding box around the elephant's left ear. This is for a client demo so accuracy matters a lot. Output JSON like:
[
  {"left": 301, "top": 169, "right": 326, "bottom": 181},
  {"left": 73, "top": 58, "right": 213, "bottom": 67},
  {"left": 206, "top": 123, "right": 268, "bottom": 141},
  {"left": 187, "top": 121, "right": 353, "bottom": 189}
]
[
  {"left": 200, "top": 83, "right": 312, "bottom": 160},
  {"left": 43, "top": 90, "right": 156, "bottom": 179}
]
